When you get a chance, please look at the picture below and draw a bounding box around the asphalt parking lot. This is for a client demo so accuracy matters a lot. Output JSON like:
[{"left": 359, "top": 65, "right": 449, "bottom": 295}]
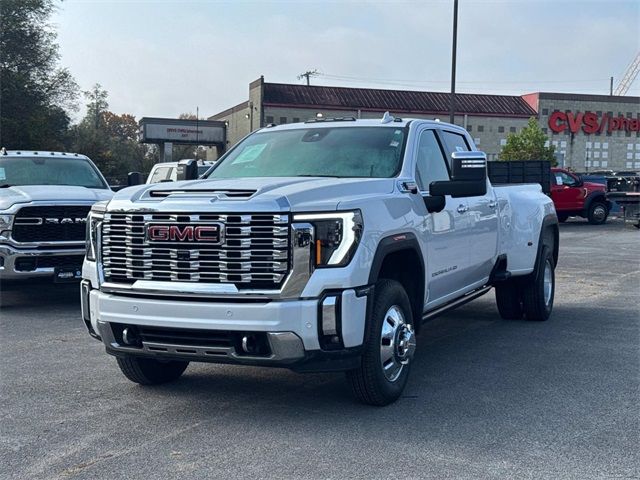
[{"left": 1, "top": 218, "right": 638, "bottom": 480}]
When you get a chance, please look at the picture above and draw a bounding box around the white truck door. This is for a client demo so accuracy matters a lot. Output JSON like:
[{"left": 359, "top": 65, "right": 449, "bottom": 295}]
[
  {"left": 439, "top": 130, "right": 499, "bottom": 286},
  {"left": 414, "top": 128, "right": 473, "bottom": 306}
]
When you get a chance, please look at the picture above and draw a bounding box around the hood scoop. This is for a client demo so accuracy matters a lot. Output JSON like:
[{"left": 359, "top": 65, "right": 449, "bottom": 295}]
[{"left": 147, "top": 188, "right": 257, "bottom": 199}]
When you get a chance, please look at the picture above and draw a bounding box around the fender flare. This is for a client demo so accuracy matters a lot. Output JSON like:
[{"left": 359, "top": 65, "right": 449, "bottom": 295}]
[
  {"left": 583, "top": 190, "right": 610, "bottom": 215},
  {"left": 539, "top": 214, "right": 559, "bottom": 268},
  {"left": 368, "top": 232, "right": 426, "bottom": 328}
]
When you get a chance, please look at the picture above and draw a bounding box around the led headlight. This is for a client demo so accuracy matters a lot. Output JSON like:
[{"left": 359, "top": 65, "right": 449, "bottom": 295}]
[
  {"left": 294, "top": 211, "right": 363, "bottom": 267},
  {"left": 0, "top": 214, "right": 14, "bottom": 231},
  {"left": 85, "top": 210, "right": 103, "bottom": 262}
]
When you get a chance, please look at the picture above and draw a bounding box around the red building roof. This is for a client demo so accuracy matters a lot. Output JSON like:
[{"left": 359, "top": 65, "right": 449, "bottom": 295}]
[{"left": 263, "top": 82, "right": 538, "bottom": 118}]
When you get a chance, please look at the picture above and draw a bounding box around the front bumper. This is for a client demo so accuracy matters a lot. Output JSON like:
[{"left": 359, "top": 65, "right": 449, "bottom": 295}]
[
  {"left": 81, "top": 281, "right": 369, "bottom": 372},
  {"left": 0, "top": 243, "right": 85, "bottom": 281}
]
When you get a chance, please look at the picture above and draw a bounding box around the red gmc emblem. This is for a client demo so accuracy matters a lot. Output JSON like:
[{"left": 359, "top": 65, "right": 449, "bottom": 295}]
[{"left": 146, "top": 224, "right": 222, "bottom": 243}]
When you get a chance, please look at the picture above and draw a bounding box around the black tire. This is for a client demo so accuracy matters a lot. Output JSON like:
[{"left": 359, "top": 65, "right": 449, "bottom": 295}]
[
  {"left": 557, "top": 213, "right": 569, "bottom": 223},
  {"left": 495, "top": 280, "right": 524, "bottom": 320},
  {"left": 587, "top": 201, "right": 608, "bottom": 225},
  {"left": 116, "top": 356, "right": 189, "bottom": 385},
  {"left": 522, "top": 246, "right": 555, "bottom": 321},
  {"left": 347, "top": 279, "right": 415, "bottom": 406}
]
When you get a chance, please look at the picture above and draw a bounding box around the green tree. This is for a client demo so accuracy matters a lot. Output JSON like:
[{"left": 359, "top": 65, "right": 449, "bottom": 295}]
[
  {"left": 72, "top": 86, "right": 152, "bottom": 184},
  {"left": 0, "top": 0, "right": 78, "bottom": 149},
  {"left": 499, "top": 117, "right": 557, "bottom": 165}
]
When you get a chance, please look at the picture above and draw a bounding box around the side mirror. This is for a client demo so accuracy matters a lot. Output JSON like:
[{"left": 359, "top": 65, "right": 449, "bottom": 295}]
[
  {"left": 430, "top": 151, "right": 488, "bottom": 198},
  {"left": 127, "top": 171, "right": 143, "bottom": 186},
  {"left": 176, "top": 159, "right": 198, "bottom": 181}
]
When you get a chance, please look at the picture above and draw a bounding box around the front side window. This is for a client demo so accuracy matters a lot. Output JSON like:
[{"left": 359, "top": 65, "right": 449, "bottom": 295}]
[
  {"left": 149, "top": 166, "right": 172, "bottom": 183},
  {"left": 415, "top": 130, "right": 450, "bottom": 191},
  {"left": 554, "top": 171, "right": 578, "bottom": 186},
  {"left": 0, "top": 157, "right": 107, "bottom": 188},
  {"left": 441, "top": 131, "right": 470, "bottom": 155},
  {"left": 208, "top": 126, "right": 407, "bottom": 179}
]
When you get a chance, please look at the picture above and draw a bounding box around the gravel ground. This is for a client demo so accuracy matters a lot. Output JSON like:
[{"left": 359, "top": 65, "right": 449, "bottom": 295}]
[{"left": 1, "top": 217, "right": 638, "bottom": 480}]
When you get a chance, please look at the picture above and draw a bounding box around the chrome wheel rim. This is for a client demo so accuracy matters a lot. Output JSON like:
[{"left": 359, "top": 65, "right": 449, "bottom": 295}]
[
  {"left": 380, "top": 305, "right": 416, "bottom": 382},
  {"left": 592, "top": 205, "right": 606, "bottom": 222},
  {"left": 543, "top": 259, "right": 553, "bottom": 307}
]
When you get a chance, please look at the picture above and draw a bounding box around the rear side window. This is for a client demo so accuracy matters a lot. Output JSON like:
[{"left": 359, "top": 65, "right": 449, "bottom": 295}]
[
  {"left": 441, "top": 131, "right": 471, "bottom": 155},
  {"left": 415, "top": 130, "right": 450, "bottom": 191}
]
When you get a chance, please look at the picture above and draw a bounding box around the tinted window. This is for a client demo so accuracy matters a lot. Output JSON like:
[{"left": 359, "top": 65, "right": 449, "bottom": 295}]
[
  {"left": 441, "top": 131, "right": 470, "bottom": 155},
  {"left": 0, "top": 157, "right": 107, "bottom": 188},
  {"left": 415, "top": 130, "right": 450, "bottom": 191},
  {"left": 209, "top": 127, "right": 406, "bottom": 179}
]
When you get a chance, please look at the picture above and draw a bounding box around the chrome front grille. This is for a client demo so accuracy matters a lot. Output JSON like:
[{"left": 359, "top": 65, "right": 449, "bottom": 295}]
[{"left": 101, "top": 212, "right": 290, "bottom": 289}]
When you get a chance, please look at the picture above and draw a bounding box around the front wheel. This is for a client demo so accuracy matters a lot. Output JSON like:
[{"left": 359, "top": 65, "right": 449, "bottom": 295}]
[
  {"left": 116, "top": 356, "right": 189, "bottom": 385},
  {"left": 347, "top": 279, "right": 416, "bottom": 406},
  {"left": 587, "top": 201, "right": 608, "bottom": 225}
]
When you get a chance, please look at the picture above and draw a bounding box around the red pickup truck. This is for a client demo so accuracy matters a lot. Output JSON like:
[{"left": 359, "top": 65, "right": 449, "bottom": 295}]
[{"left": 551, "top": 168, "right": 610, "bottom": 224}]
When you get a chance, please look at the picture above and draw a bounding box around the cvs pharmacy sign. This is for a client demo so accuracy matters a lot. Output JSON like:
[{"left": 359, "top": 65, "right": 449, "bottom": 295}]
[{"left": 549, "top": 111, "right": 639, "bottom": 135}]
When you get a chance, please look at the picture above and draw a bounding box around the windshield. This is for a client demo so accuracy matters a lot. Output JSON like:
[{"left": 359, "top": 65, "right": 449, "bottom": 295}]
[
  {"left": 207, "top": 126, "right": 406, "bottom": 179},
  {"left": 0, "top": 157, "right": 107, "bottom": 188}
]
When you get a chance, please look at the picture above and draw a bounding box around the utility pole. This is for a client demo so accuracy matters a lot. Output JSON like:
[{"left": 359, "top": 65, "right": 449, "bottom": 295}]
[
  {"left": 609, "top": 77, "right": 614, "bottom": 96},
  {"left": 298, "top": 69, "right": 319, "bottom": 86},
  {"left": 449, "top": 0, "right": 459, "bottom": 124}
]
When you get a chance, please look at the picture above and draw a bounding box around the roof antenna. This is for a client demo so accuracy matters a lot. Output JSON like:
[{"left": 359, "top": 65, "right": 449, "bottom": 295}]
[{"left": 381, "top": 111, "right": 395, "bottom": 124}]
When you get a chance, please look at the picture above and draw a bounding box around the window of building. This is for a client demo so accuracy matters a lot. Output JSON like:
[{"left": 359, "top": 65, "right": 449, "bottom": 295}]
[
  {"left": 542, "top": 128, "right": 548, "bottom": 134},
  {"left": 593, "top": 160, "right": 600, "bottom": 167},
  {"left": 292, "top": 117, "right": 300, "bottom": 123},
  {"left": 602, "top": 142, "right": 608, "bottom": 149},
  {"left": 279, "top": 117, "right": 287, "bottom": 124},
  {"left": 601, "top": 161, "right": 608, "bottom": 167},
  {"left": 544, "top": 140, "right": 550, "bottom": 147},
  {"left": 266, "top": 115, "right": 274, "bottom": 124},
  {"left": 628, "top": 144, "right": 634, "bottom": 150},
  {"left": 586, "top": 141, "right": 593, "bottom": 148},
  {"left": 594, "top": 142, "right": 600, "bottom": 149},
  {"left": 498, "top": 126, "right": 505, "bottom": 133},
  {"left": 602, "top": 151, "right": 608, "bottom": 159},
  {"left": 467, "top": 125, "right": 473, "bottom": 132},
  {"left": 500, "top": 139, "right": 507, "bottom": 146},
  {"left": 596, "top": 111, "right": 602, "bottom": 116},
  {"left": 477, "top": 125, "right": 484, "bottom": 132},
  {"left": 627, "top": 162, "right": 633, "bottom": 168},
  {"left": 636, "top": 152, "right": 640, "bottom": 160},
  {"left": 415, "top": 130, "right": 450, "bottom": 191},
  {"left": 542, "top": 108, "right": 549, "bottom": 116},
  {"left": 635, "top": 162, "right": 640, "bottom": 169},
  {"left": 628, "top": 152, "right": 634, "bottom": 160},
  {"left": 560, "top": 141, "right": 567, "bottom": 148},
  {"left": 594, "top": 151, "right": 600, "bottom": 159},
  {"left": 636, "top": 144, "right": 640, "bottom": 150},
  {"left": 474, "top": 138, "right": 481, "bottom": 145},
  {"left": 552, "top": 140, "right": 558, "bottom": 147},
  {"left": 510, "top": 127, "right": 516, "bottom": 133}
]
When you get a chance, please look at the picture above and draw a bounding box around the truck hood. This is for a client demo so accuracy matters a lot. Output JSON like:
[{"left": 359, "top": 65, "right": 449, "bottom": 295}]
[
  {"left": 583, "top": 181, "right": 606, "bottom": 191},
  {"left": 0, "top": 185, "right": 114, "bottom": 211},
  {"left": 108, "top": 177, "right": 396, "bottom": 213}
]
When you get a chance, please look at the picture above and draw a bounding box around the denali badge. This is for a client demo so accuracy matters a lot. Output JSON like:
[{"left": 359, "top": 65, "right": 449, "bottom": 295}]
[{"left": 146, "top": 224, "right": 223, "bottom": 244}]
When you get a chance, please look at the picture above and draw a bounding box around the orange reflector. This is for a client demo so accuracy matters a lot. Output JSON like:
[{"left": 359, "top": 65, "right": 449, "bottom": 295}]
[{"left": 316, "top": 240, "right": 322, "bottom": 265}]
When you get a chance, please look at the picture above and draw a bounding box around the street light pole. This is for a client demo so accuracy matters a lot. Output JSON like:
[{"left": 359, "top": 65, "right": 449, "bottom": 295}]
[{"left": 449, "top": 0, "right": 459, "bottom": 125}]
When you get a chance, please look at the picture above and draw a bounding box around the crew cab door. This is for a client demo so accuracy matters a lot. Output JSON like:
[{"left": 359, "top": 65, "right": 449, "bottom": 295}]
[
  {"left": 439, "top": 130, "right": 499, "bottom": 284},
  {"left": 414, "top": 128, "right": 473, "bottom": 305},
  {"left": 551, "top": 169, "right": 583, "bottom": 211}
]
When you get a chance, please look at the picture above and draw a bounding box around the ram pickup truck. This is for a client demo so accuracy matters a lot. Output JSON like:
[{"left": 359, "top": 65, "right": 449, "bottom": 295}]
[
  {"left": 81, "top": 116, "right": 558, "bottom": 405},
  {"left": 0, "top": 150, "right": 112, "bottom": 283}
]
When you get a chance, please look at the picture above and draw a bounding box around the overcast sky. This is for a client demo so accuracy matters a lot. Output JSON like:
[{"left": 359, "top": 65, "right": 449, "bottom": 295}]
[{"left": 52, "top": 0, "right": 640, "bottom": 120}]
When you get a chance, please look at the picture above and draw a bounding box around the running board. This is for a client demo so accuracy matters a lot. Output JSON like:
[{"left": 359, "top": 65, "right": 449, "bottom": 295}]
[{"left": 422, "top": 286, "right": 492, "bottom": 322}]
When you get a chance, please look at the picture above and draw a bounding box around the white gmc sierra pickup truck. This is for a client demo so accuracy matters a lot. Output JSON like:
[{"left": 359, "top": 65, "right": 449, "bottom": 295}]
[
  {"left": 81, "top": 116, "right": 558, "bottom": 405},
  {"left": 0, "top": 150, "right": 112, "bottom": 283}
]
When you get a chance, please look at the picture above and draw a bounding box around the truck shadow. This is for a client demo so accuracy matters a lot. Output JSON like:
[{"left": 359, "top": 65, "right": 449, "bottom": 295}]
[{"left": 0, "top": 281, "right": 79, "bottom": 309}]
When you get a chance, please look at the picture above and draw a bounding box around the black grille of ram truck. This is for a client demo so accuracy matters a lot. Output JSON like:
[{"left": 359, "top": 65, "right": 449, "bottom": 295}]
[
  {"left": 12, "top": 206, "right": 91, "bottom": 242},
  {"left": 101, "top": 212, "right": 291, "bottom": 289}
]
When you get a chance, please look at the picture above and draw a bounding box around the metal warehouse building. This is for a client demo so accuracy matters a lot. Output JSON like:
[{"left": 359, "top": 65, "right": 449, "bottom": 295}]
[{"left": 210, "top": 76, "right": 640, "bottom": 171}]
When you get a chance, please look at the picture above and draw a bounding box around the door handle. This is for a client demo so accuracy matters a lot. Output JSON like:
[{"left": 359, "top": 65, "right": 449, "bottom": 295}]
[
  {"left": 488, "top": 201, "right": 497, "bottom": 209},
  {"left": 457, "top": 204, "right": 469, "bottom": 214}
]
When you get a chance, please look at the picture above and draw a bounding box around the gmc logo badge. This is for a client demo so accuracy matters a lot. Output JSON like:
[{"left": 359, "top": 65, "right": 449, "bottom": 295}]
[{"left": 146, "top": 224, "right": 222, "bottom": 244}]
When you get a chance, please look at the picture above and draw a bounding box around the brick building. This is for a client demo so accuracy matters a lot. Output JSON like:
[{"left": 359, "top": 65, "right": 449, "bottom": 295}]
[{"left": 210, "top": 77, "right": 639, "bottom": 171}]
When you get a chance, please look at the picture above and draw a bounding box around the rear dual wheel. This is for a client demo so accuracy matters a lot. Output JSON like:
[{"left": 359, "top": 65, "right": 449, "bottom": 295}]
[{"left": 495, "top": 246, "right": 555, "bottom": 322}]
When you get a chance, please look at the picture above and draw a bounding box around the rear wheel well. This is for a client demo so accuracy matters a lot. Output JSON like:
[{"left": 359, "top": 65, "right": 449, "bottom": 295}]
[
  {"left": 543, "top": 223, "right": 559, "bottom": 266},
  {"left": 376, "top": 249, "right": 424, "bottom": 331}
]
